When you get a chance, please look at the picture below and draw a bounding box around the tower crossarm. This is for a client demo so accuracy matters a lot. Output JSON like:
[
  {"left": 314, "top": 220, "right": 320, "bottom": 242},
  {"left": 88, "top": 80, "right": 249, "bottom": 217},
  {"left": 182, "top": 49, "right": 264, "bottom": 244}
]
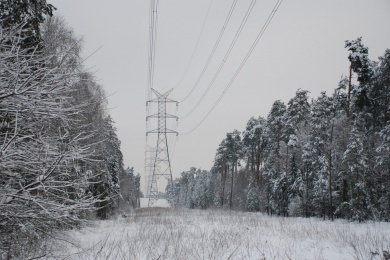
[
  {"left": 147, "top": 99, "right": 178, "bottom": 104},
  {"left": 146, "top": 113, "right": 178, "bottom": 120},
  {"left": 146, "top": 129, "right": 178, "bottom": 136}
]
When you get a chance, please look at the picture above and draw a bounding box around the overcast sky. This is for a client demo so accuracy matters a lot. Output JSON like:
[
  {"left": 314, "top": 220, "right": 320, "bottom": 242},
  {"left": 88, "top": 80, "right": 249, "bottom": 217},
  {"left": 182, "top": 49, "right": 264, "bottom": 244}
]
[{"left": 50, "top": 0, "right": 390, "bottom": 192}]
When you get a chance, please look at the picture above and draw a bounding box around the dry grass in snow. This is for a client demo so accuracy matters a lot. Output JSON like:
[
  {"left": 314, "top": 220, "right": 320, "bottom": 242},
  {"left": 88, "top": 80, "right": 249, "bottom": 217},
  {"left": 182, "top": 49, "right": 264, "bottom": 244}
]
[{"left": 50, "top": 208, "right": 390, "bottom": 260}]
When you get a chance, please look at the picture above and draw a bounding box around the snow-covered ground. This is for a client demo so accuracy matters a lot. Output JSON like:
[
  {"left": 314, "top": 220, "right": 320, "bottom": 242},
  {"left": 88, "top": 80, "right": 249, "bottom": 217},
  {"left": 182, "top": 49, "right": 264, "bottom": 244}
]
[{"left": 51, "top": 208, "right": 390, "bottom": 260}]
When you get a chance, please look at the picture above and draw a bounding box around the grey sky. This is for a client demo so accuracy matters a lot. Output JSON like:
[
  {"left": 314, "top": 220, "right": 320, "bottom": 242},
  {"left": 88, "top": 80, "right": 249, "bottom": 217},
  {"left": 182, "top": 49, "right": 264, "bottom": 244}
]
[{"left": 50, "top": 0, "right": 390, "bottom": 192}]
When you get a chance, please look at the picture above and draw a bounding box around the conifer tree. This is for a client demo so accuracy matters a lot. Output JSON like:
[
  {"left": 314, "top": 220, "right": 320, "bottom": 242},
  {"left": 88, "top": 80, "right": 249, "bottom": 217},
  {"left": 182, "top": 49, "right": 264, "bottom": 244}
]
[{"left": 246, "top": 175, "right": 260, "bottom": 211}]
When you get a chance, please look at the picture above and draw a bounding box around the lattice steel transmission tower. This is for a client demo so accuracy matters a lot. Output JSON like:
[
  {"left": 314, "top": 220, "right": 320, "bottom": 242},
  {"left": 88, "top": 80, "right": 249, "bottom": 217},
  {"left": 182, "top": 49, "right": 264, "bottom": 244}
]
[{"left": 146, "top": 88, "right": 178, "bottom": 206}]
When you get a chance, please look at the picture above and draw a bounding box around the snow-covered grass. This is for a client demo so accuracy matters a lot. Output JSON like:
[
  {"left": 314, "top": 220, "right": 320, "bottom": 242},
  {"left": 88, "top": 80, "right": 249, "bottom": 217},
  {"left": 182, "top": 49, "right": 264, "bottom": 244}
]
[{"left": 51, "top": 208, "right": 390, "bottom": 260}]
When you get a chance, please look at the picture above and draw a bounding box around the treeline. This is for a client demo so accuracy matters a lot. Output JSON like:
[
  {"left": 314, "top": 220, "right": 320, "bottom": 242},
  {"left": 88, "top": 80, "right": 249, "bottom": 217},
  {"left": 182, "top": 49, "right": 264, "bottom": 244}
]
[
  {"left": 0, "top": 2, "right": 138, "bottom": 258},
  {"left": 169, "top": 38, "right": 390, "bottom": 222}
]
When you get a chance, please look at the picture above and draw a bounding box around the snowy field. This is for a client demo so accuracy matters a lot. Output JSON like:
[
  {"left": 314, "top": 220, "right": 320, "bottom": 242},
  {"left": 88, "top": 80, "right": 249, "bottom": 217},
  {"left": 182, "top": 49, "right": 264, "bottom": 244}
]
[{"left": 51, "top": 208, "right": 390, "bottom": 260}]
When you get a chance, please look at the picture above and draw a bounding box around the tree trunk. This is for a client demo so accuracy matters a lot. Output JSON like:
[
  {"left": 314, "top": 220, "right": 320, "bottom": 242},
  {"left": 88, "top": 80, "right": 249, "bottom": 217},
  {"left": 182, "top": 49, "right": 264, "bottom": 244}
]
[
  {"left": 347, "top": 63, "right": 352, "bottom": 117},
  {"left": 259, "top": 153, "right": 263, "bottom": 184},
  {"left": 306, "top": 169, "right": 309, "bottom": 217},
  {"left": 328, "top": 124, "right": 334, "bottom": 221},
  {"left": 229, "top": 163, "right": 235, "bottom": 209},
  {"left": 185, "top": 182, "right": 189, "bottom": 206},
  {"left": 251, "top": 147, "right": 255, "bottom": 174},
  {"left": 342, "top": 179, "right": 348, "bottom": 202},
  {"left": 285, "top": 146, "right": 289, "bottom": 217},
  {"left": 385, "top": 95, "right": 388, "bottom": 125},
  {"left": 267, "top": 182, "right": 271, "bottom": 215},
  {"left": 256, "top": 144, "right": 261, "bottom": 185},
  {"left": 221, "top": 156, "right": 227, "bottom": 207}
]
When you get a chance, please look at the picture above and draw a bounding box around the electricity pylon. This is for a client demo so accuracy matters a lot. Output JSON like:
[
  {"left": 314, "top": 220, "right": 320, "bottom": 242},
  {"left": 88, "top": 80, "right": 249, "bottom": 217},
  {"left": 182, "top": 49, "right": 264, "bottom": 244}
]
[
  {"left": 146, "top": 88, "right": 178, "bottom": 206},
  {"left": 144, "top": 145, "right": 155, "bottom": 197}
]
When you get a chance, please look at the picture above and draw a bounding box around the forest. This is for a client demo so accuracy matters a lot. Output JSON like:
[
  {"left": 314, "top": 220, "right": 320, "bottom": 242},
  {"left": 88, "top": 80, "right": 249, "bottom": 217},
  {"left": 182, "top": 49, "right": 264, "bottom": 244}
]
[
  {"left": 168, "top": 38, "right": 390, "bottom": 222},
  {"left": 0, "top": 1, "right": 139, "bottom": 258}
]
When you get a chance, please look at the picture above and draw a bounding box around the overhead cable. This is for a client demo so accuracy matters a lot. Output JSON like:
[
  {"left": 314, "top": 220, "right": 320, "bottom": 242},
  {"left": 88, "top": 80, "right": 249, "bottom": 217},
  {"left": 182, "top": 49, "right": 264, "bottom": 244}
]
[
  {"left": 174, "top": 0, "right": 214, "bottom": 89},
  {"left": 181, "top": 0, "right": 257, "bottom": 119},
  {"left": 178, "top": 0, "right": 238, "bottom": 103},
  {"left": 148, "top": 0, "right": 159, "bottom": 100},
  {"left": 181, "top": 0, "right": 284, "bottom": 135}
]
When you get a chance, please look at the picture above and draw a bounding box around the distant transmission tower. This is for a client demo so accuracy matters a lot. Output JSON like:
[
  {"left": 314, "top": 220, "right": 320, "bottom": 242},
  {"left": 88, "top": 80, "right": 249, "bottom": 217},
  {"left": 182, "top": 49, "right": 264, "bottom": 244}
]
[{"left": 146, "top": 89, "right": 178, "bottom": 206}]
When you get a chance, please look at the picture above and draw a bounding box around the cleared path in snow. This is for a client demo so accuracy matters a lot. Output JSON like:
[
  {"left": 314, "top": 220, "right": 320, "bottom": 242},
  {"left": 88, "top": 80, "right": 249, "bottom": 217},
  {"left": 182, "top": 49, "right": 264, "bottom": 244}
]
[{"left": 139, "top": 198, "right": 170, "bottom": 208}]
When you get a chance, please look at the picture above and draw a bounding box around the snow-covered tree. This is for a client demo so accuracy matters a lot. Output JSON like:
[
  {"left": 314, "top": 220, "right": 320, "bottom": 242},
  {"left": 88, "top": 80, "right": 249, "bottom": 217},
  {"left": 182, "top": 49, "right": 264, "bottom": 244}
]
[
  {"left": 88, "top": 116, "right": 122, "bottom": 219},
  {"left": 0, "top": 0, "right": 56, "bottom": 49},
  {"left": 376, "top": 124, "right": 390, "bottom": 219},
  {"left": 284, "top": 89, "right": 310, "bottom": 138},
  {"left": 0, "top": 12, "right": 125, "bottom": 258},
  {"left": 169, "top": 41, "right": 390, "bottom": 222},
  {"left": 0, "top": 22, "right": 98, "bottom": 258},
  {"left": 267, "top": 100, "right": 286, "bottom": 156},
  {"left": 341, "top": 124, "right": 377, "bottom": 221},
  {"left": 192, "top": 170, "right": 211, "bottom": 209},
  {"left": 304, "top": 92, "right": 337, "bottom": 219},
  {"left": 245, "top": 175, "right": 260, "bottom": 211},
  {"left": 242, "top": 116, "right": 267, "bottom": 184}
]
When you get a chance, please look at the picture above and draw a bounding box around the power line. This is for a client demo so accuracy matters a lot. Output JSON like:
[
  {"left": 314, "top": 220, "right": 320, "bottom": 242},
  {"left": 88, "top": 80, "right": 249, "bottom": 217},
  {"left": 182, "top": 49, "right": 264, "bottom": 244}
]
[
  {"left": 147, "top": 0, "right": 159, "bottom": 130},
  {"left": 148, "top": 0, "right": 159, "bottom": 98},
  {"left": 147, "top": 0, "right": 159, "bottom": 134},
  {"left": 181, "top": 0, "right": 284, "bottom": 135},
  {"left": 147, "top": 0, "right": 153, "bottom": 98},
  {"left": 181, "top": 0, "right": 257, "bottom": 119},
  {"left": 174, "top": 0, "right": 214, "bottom": 89},
  {"left": 145, "top": 0, "right": 160, "bottom": 197},
  {"left": 178, "top": 0, "right": 238, "bottom": 103},
  {"left": 147, "top": 0, "right": 157, "bottom": 113}
]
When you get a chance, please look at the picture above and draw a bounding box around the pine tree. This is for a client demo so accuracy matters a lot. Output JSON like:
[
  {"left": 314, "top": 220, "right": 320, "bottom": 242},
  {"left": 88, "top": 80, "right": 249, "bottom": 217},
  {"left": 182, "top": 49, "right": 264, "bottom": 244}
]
[
  {"left": 342, "top": 125, "right": 374, "bottom": 221},
  {"left": 168, "top": 42, "right": 390, "bottom": 221},
  {"left": 267, "top": 100, "right": 287, "bottom": 156},
  {"left": 376, "top": 124, "right": 390, "bottom": 220},
  {"left": 192, "top": 170, "right": 210, "bottom": 209},
  {"left": 87, "top": 116, "right": 123, "bottom": 219},
  {"left": 245, "top": 175, "right": 260, "bottom": 211},
  {"left": 345, "top": 37, "right": 373, "bottom": 115},
  {"left": 288, "top": 154, "right": 304, "bottom": 216},
  {"left": 119, "top": 167, "right": 140, "bottom": 210},
  {"left": 224, "top": 130, "right": 242, "bottom": 209},
  {"left": 305, "top": 92, "right": 336, "bottom": 219},
  {"left": 242, "top": 117, "right": 267, "bottom": 184}
]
